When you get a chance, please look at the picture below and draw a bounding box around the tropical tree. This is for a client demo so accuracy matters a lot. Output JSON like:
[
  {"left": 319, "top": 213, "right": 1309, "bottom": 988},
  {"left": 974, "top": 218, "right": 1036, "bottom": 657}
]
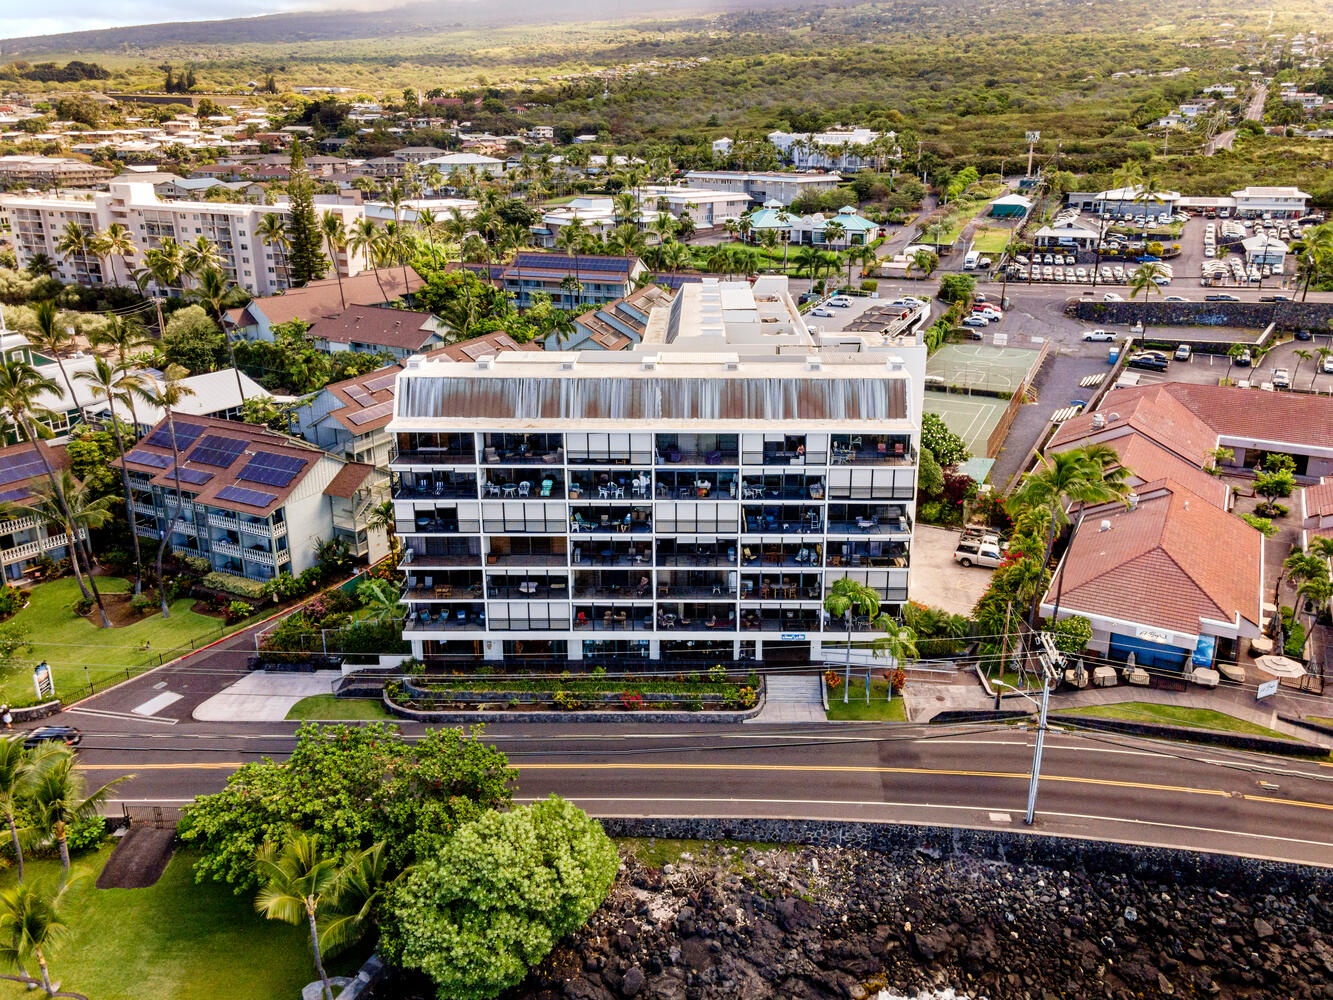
[
  {"left": 1127, "top": 261, "right": 1166, "bottom": 339},
  {"left": 1224, "top": 342, "right": 1251, "bottom": 383},
  {"left": 347, "top": 219, "right": 388, "bottom": 300},
  {"left": 910, "top": 248, "right": 939, "bottom": 278},
  {"left": 256, "top": 213, "right": 291, "bottom": 284},
  {"left": 1011, "top": 447, "right": 1130, "bottom": 628},
  {"left": 88, "top": 314, "right": 151, "bottom": 429},
  {"left": 92, "top": 222, "right": 136, "bottom": 287},
  {"left": 1294, "top": 223, "right": 1333, "bottom": 301},
  {"left": 131, "top": 364, "right": 196, "bottom": 615},
  {"left": 16, "top": 471, "right": 116, "bottom": 614},
  {"left": 254, "top": 833, "right": 385, "bottom": 1000},
  {"left": 27, "top": 751, "right": 126, "bottom": 882},
  {"left": 286, "top": 143, "right": 327, "bottom": 286},
  {"left": 74, "top": 358, "right": 146, "bottom": 592},
  {"left": 0, "top": 877, "right": 86, "bottom": 998},
  {"left": 823, "top": 577, "right": 890, "bottom": 702},
  {"left": 385, "top": 183, "right": 414, "bottom": 291},
  {"left": 1292, "top": 348, "right": 1313, "bottom": 388},
  {"left": 1315, "top": 347, "right": 1333, "bottom": 390},
  {"left": 355, "top": 577, "right": 403, "bottom": 622},
  {"left": 823, "top": 219, "right": 847, "bottom": 251},
  {"left": 139, "top": 236, "right": 186, "bottom": 299},
  {"left": 52, "top": 222, "right": 92, "bottom": 279},
  {"left": 317, "top": 212, "right": 348, "bottom": 310},
  {"left": 0, "top": 739, "right": 61, "bottom": 883},
  {"left": 181, "top": 236, "right": 223, "bottom": 287},
  {"left": 23, "top": 302, "right": 78, "bottom": 421}
]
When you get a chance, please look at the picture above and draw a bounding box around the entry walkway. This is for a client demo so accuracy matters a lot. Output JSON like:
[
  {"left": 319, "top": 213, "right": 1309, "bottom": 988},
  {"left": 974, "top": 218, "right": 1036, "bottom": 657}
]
[
  {"left": 193, "top": 670, "right": 340, "bottom": 722},
  {"left": 748, "top": 674, "right": 826, "bottom": 724}
]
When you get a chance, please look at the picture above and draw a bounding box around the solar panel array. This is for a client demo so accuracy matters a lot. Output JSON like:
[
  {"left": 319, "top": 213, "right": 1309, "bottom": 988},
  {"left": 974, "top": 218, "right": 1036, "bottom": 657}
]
[
  {"left": 171, "top": 467, "right": 214, "bottom": 486},
  {"left": 238, "top": 451, "right": 307, "bottom": 488},
  {"left": 125, "top": 449, "right": 172, "bottom": 469},
  {"left": 0, "top": 451, "right": 46, "bottom": 487},
  {"left": 345, "top": 400, "right": 394, "bottom": 427},
  {"left": 364, "top": 371, "right": 398, "bottom": 393},
  {"left": 0, "top": 487, "right": 29, "bottom": 504},
  {"left": 146, "top": 421, "right": 206, "bottom": 451},
  {"left": 189, "top": 434, "right": 248, "bottom": 468},
  {"left": 518, "top": 253, "right": 630, "bottom": 275},
  {"left": 216, "top": 485, "right": 276, "bottom": 508}
]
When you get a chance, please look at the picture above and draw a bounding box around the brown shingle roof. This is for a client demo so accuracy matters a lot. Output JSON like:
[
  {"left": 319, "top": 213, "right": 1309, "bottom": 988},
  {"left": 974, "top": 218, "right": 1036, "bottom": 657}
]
[
  {"left": 239, "top": 269, "right": 424, "bottom": 329},
  {"left": 1048, "top": 385, "right": 1218, "bottom": 467},
  {"left": 308, "top": 305, "right": 438, "bottom": 352},
  {"left": 1050, "top": 480, "right": 1263, "bottom": 635},
  {"left": 1303, "top": 479, "right": 1333, "bottom": 518},
  {"left": 324, "top": 364, "right": 401, "bottom": 435},
  {"left": 323, "top": 462, "right": 375, "bottom": 498},
  {"left": 427, "top": 331, "right": 540, "bottom": 362},
  {"left": 1050, "top": 432, "right": 1229, "bottom": 510}
]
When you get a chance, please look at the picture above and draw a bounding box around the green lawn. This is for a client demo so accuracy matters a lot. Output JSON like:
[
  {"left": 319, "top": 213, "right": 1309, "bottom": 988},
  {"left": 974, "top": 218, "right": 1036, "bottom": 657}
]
[
  {"left": 825, "top": 679, "right": 908, "bottom": 722},
  {"left": 3, "top": 578, "right": 241, "bottom": 705},
  {"left": 1056, "top": 702, "right": 1294, "bottom": 740},
  {"left": 970, "top": 228, "right": 1013, "bottom": 254},
  {"left": 0, "top": 848, "right": 362, "bottom": 1000},
  {"left": 286, "top": 694, "right": 392, "bottom": 721}
]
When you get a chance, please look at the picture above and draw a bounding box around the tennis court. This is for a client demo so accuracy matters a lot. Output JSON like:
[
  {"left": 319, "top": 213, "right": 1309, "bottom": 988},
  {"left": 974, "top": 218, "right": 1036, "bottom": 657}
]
[
  {"left": 926, "top": 343, "right": 1043, "bottom": 394},
  {"left": 924, "top": 391, "right": 1008, "bottom": 458}
]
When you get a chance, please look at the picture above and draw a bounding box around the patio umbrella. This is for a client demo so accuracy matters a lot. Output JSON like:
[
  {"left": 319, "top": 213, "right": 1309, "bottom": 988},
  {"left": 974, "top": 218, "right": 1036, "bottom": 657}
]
[{"left": 1254, "top": 654, "right": 1306, "bottom": 679}]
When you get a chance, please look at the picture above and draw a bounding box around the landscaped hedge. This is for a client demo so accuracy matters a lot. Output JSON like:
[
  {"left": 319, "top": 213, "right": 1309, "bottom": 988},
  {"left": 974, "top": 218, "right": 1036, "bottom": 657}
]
[
  {"left": 385, "top": 671, "right": 760, "bottom": 712},
  {"left": 200, "top": 571, "right": 268, "bottom": 600}
]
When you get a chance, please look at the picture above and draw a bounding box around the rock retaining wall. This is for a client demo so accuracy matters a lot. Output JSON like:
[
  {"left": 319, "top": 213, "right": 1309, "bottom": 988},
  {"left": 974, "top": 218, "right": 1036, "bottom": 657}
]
[{"left": 1071, "top": 298, "right": 1333, "bottom": 331}]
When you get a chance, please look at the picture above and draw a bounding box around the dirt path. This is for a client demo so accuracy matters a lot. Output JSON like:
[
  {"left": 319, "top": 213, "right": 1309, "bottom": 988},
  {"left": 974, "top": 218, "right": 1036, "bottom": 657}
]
[{"left": 96, "top": 827, "right": 175, "bottom": 889}]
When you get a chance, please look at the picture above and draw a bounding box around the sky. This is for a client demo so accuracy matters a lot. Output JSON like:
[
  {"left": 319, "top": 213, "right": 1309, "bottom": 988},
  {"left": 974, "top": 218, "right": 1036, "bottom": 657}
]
[{"left": 3, "top": 1, "right": 323, "bottom": 41}]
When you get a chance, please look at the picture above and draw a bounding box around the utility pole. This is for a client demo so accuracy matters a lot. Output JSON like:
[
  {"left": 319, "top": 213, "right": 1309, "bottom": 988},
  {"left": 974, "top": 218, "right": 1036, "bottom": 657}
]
[
  {"left": 1025, "top": 131, "right": 1040, "bottom": 178},
  {"left": 1024, "top": 631, "right": 1065, "bottom": 826}
]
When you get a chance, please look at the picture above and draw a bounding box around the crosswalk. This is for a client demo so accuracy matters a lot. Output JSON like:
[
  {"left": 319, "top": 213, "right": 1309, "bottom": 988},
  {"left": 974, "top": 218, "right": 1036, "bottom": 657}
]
[
  {"left": 1049, "top": 405, "right": 1083, "bottom": 423},
  {"left": 1078, "top": 373, "right": 1107, "bottom": 388}
]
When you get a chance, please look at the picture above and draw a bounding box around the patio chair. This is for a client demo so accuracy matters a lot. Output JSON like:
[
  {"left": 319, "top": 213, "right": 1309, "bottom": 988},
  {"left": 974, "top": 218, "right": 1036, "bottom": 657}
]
[
  {"left": 518, "top": 481, "right": 531, "bottom": 497},
  {"left": 540, "top": 479, "right": 554, "bottom": 497}
]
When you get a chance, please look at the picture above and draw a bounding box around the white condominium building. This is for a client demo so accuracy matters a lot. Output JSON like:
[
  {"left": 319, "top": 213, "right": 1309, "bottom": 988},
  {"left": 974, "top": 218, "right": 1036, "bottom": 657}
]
[
  {"left": 389, "top": 276, "right": 927, "bottom": 669},
  {"left": 0, "top": 180, "right": 367, "bottom": 295},
  {"left": 767, "top": 128, "right": 892, "bottom": 172}
]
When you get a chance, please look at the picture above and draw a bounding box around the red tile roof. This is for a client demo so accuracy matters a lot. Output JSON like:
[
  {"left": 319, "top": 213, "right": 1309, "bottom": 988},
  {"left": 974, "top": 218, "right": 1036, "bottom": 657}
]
[
  {"left": 308, "top": 304, "right": 438, "bottom": 352},
  {"left": 233, "top": 269, "right": 424, "bottom": 330},
  {"left": 1051, "top": 431, "right": 1229, "bottom": 509},
  {"left": 426, "top": 331, "right": 540, "bottom": 363},
  {"left": 1048, "top": 384, "right": 1218, "bottom": 467},
  {"left": 1303, "top": 479, "right": 1333, "bottom": 519},
  {"left": 323, "top": 364, "right": 401, "bottom": 435},
  {"left": 1158, "top": 381, "right": 1333, "bottom": 450},
  {"left": 1050, "top": 480, "right": 1263, "bottom": 635}
]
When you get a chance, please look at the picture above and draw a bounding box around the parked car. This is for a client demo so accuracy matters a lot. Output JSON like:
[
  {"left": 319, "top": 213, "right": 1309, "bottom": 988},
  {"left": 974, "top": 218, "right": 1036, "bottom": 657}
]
[
  {"left": 1295, "top": 329, "right": 1313, "bottom": 341},
  {"left": 1323, "top": 353, "right": 1333, "bottom": 374},
  {"left": 1102, "top": 292, "right": 1124, "bottom": 301},
  {"left": 827, "top": 295, "right": 853, "bottom": 307},
  {"left": 1082, "top": 329, "right": 1116, "bottom": 342},
  {"left": 1272, "top": 367, "right": 1292, "bottom": 389},
  {"left": 1234, "top": 348, "right": 1252, "bottom": 366},
  {"left": 1174, "top": 344, "right": 1192, "bottom": 361},
  {"left": 961, "top": 316, "right": 990, "bottom": 327},
  {"left": 1205, "top": 294, "right": 1240, "bottom": 301},
  {"left": 1164, "top": 295, "right": 1189, "bottom": 302},
  {"left": 811, "top": 306, "right": 835, "bottom": 317},
  {"left": 23, "top": 726, "right": 82, "bottom": 749},
  {"left": 1127, "top": 352, "right": 1170, "bottom": 372},
  {"left": 954, "top": 534, "right": 1007, "bottom": 569}
]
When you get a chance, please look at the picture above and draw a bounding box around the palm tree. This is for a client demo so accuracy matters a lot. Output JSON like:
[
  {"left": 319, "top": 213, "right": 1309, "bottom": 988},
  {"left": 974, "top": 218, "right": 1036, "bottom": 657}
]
[
  {"left": 0, "top": 361, "right": 107, "bottom": 622},
  {"left": 385, "top": 182, "right": 413, "bottom": 291},
  {"left": 18, "top": 470, "right": 116, "bottom": 609},
  {"left": 1315, "top": 347, "right": 1333, "bottom": 390},
  {"left": 256, "top": 213, "right": 291, "bottom": 286},
  {"left": 0, "top": 739, "right": 61, "bottom": 883},
  {"left": 824, "top": 577, "right": 888, "bottom": 703},
  {"left": 253, "top": 832, "right": 384, "bottom": 1000},
  {"left": 1127, "top": 261, "right": 1166, "bottom": 340},
  {"left": 823, "top": 219, "right": 847, "bottom": 252},
  {"left": 0, "top": 877, "right": 86, "bottom": 998},
  {"left": 1292, "top": 348, "right": 1313, "bottom": 388},
  {"left": 911, "top": 248, "right": 939, "bottom": 279},
  {"left": 181, "top": 236, "right": 223, "bottom": 287},
  {"left": 74, "top": 358, "right": 146, "bottom": 593},
  {"left": 52, "top": 222, "right": 92, "bottom": 281},
  {"left": 88, "top": 314, "right": 151, "bottom": 431},
  {"left": 347, "top": 219, "right": 388, "bottom": 301},
  {"left": 24, "top": 302, "right": 78, "bottom": 424},
  {"left": 317, "top": 212, "right": 347, "bottom": 310},
  {"left": 1294, "top": 223, "right": 1333, "bottom": 301},
  {"left": 873, "top": 622, "right": 918, "bottom": 703},
  {"left": 355, "top": 577, "right": 402, "bottom": 622},
  {"left": 27, "top": 751, "right": 126, "bottom": 883},
  {"left": 92, "top": 222, "right": 136, "bottom": 287},
  {"left": 795, "top": 245, "right": 823, "bottom": 281},
  {"left": 190, "top": 268, "right": 247, "bottom": 405},
  {"left": 1011, "top": 447, "right": 1129, "bottom": 629},
  {"left": 131, "top": 364, "right": 196, "bottom": 616},
  {"left": 139, "top": 236, "right": 186, "bottom": 299},
  {"left": 365, "top": 499, "right": 396, "bottom": 549}
]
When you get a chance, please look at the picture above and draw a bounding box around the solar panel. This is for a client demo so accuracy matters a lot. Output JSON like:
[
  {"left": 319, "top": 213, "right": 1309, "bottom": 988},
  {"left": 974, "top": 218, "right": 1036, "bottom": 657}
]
[
  {"left": 0, "top": 451, "right": 46, "bottom": 488},
  {"left": 238, "top": 451, "right": 307, "bottom": 488},
  {"left": 0, "top": 487, "right": 29, "bottom": 504},
  {"left": 344, "top": 385, "right": 372, "bottom": 405},
  {"left": 146, "top": 421, "right": 206, "bottom": 451},
  {"left": 125, "top": 449, "right": 172, "bottom": 469},
  {"left": 188, "top": 434, "right": 247, "bottom": 468},
  {"left": 216, "top": 485, "right": 276, "bottom": 508},
  {"left": 364, "top": 371, "right": 398, "bottom": 392},
  {"left": 172, "top": 467, "right": 213, "bottom": 485},
  {"left": 346, "top": 400, "right": 394, "bottom": 426}
]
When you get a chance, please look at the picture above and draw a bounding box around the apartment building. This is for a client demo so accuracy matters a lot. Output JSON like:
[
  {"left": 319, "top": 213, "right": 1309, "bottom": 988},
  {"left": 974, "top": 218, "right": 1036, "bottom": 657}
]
[
  {"left": 683, "top": 170, "right": 844, "bottom": 206},
  {"left": 472, "top": 253, "right": 646, "bottom": 310},
  {"left": 389, "top": 276, "right": 926, "bottom": 669},
  {"left": 0, "top": 442, "right": 85, "bottom": 582},
  {"left": 0, "top": 180, "right": 368, "bottom": 295},
  {"left": 118, "top": 414, "right": 379, "bottom": 580},
  {"left": 767, "top": 128, "right": 890, "bottom": 172},
  {"left": 0, "top": 155, "right": 114, "bottom": 189}
]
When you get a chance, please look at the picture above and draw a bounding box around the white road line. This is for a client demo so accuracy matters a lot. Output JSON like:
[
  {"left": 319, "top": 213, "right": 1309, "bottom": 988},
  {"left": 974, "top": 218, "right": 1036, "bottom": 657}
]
[
  {"left": 133, "top": 692, "right": 184, "bottom": 717},
  {"left": 66, "top": 706, "right": 178, "bottom": 725}
]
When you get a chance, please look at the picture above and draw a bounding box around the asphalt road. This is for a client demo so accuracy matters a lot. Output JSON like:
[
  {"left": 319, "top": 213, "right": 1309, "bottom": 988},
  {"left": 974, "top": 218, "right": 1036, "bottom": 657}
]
[{"left": 68, "top": 712, "right": 1333, "bottom": 867}]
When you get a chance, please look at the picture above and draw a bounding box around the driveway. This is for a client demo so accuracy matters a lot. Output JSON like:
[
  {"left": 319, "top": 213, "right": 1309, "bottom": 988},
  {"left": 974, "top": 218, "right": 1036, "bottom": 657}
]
[
  {"left": 909, "top": 524, "right": 994, "bottom": 616},
  {"left": 192, "top": 670, "right": 340, "bottom": 722}
]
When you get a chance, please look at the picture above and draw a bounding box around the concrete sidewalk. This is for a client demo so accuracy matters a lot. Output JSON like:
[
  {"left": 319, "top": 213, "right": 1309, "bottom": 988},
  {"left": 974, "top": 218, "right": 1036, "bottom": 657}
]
[
  {"left": 747, "top": 674, "right": 825, "bottom": 724},
  {"left": 193, "top": 670, "right": 341, "bottom": 722}
]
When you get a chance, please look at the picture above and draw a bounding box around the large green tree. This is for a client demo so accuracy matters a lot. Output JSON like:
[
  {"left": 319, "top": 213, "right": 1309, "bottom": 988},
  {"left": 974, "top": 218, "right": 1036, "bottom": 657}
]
[
  {"left": 379, "top": 795, "right": 618, "bottom": 1000},
  {"left": 179, "top": 723, "right": 516, "bottom": 892},
  {"left": 285, "top": 143, "right": 327, "bottom": 286}
]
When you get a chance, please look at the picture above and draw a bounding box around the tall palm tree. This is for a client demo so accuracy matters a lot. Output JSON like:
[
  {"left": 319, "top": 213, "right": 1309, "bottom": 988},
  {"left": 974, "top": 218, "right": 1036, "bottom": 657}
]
[
  {"left": 1292, "top": 348, "right": 1313, "bottom": 388},
  {"left": 0, "top": 739, "right": 61, "bottom": 884},
  {"left": 74, "top": 357, "right": 147, "bottom": 593},
  {"left": 824, "top": 577, "right": 889, "bottom": 703},
  {"left": 347, "top": 218, "right": 388, "bottom": 301},
  {"left": 256, "top": 213, "right": 291, "bottom": 286},
  {"left": 823, "top": 218, "right": 847, "bottom": 252},
  {"left": 1127, "top": 261, "right": 1166, "bottom": 340},
  {"left": 88, "top": 313, "right": 151, "bottom": 404},
  {"left": 0, "top": 877, "right": 86, "bottom": 998},
  {"left": 1314, "top": 347, "right": 1333, "bottom": 390},
  {"left": 92, "top": 222, "right": 136, "bottom": 287},
  {"left": 131, "top": 365, "right": 196, "bottom": 616},
  {"left": 319, "top": 212, "right": 348, "bottom": 310},
  {"left": 52, "top": 222, "right": 92, "bottom": 282},
  {"left": 190, "top": 268, "right": 246, "bottom": 405},
  {"left": 385, "top": 182, "right": 413, "bottom": 292},
  {"left": 1294, "top": 223, "right": 1333, "bottom": 301},
  {"left": 0, "top": 361, "right": 107, "bottom": 622},
  {"left": 138, "top": 236, "right": 186, "bottom": 300},
  {"left": 872, "top": 622, "right": 918, "bottom": 703},
  {"left": 27, "top": 751, "right": 127, "bottom": 883},
  {"left": 181, "top": 236, "right": 223, "bottom": 287},
  {"left": 24, "top": 302, "right": 78, "bottom": 424},
  {"left": 1011, "top": 447, "right": 1129, "bottom": 629},
  {"left": 253, "top": 833, "right": 384, "bottom": 1000},
  {"left": 911, "top": 248, "right": 938, "bottom": 279},
  {"left": 18, "top": 471, "right": 116, "bottom": 610}
]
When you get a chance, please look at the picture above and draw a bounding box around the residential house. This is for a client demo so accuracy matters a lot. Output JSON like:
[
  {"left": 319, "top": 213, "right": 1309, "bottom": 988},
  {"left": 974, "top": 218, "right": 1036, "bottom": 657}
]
[
  {"left": 389, "top": 275, "right": 926, "bottom": 669},
  {"left": 641, "top": 185, "right": 752, "bottom": 228},
  {"left": 418, "top": 152, "right": 506, "bottom": 178},
  {"left": 788, "top": 206, "right": 880, "bottom": 247},
  {"left": 0, "top": 155, "right": 113, "bottom": 189},
  {"left": 117, "top": 413, "right": 380, "bottom": 579},
  {"left": 307, "top": 304, "right": 446, "bottom": 360},
  {"left": 225, "top": 268, "right": 425, "bottom": 343},
  {"left": 475, "top": 253, "right": 646, "bottom": 310},
  {"left": 0, "top": 441, "right": 85, "bottom": 582}
]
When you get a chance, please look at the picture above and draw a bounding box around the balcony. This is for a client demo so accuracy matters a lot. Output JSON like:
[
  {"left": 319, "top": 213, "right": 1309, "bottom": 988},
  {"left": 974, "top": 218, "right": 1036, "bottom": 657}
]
[
  {"left": 482, "top": 474, "right": 564, "bottom": 500},
  {"left": 569, "top": 508, "right": 652, "bottom": 535},
  {"left": 825, "top": 506, "right": 912, "bottom": 535},
  {"left": 570, "top": 542, "right": 651, "bottom": 568},
  {"left": 395, "top": 433, "right": 476, "bottom": 466},
  {"left": 573, "top": 608, "right": 653, "bottom": 632},
  {"left": 830, "top": 435, "right": 915, "bottom": 466},
  {"left": 655, "top": 544, "right": 737, "bottom": 568},
  {"left": 740, "top": 574, "right": 823, "bottom": 602},
  {"left": 0, "top": 530, "right": 84, "bottom": 563},
  {"left": 568, "top": 472, "right": 651, "bottom": 500},
  {"left": 395, "top": 475, "right": 479, "bottom": 500},
  {"left": 742, "top": 507, "right": 824, "bottom": 534},
  {"left": 738, "top": 610, "right": 823, "bottom": 632},
  {"left": 211, "top": 539, "right": 244, "bottom": 559},
  {"left": 826, "top": 541, "right": 910, "bottom": 568},
  {"left": 406, "top": 605, "right": 487, "bottom": 630},
  {"left": 481, "top": 433, "right": 564, "bottom": 467},
  {"left": 739, "top": 543, "right": 822, "bottom": 569}
]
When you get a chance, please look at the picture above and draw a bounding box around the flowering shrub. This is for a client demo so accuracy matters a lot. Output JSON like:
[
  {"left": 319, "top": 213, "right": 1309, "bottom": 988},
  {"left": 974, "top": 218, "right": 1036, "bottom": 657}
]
[
  {"left": 620, "top": 691, "right": 644, "bottom": 711},
  {"left": 731, "top": 686, "right": 758, "bottom": 709},
  {"left": 823, "top": 669, "right": 842, "bottom": 689}
]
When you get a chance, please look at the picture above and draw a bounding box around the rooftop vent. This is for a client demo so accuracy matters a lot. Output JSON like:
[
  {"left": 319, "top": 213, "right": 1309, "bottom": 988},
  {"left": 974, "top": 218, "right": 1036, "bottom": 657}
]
[
  {"left": 559, "top": 358, "right": 577, "bottom": 371},
  {"left": 1099, "top": 519, "right": 1112, "bottom": 532},
  {"left": 1127, "top": 492, "right": 1139, "bottom": 510},
  {"left": 477, "top": 357, "right": 494, "bottom": 370}
]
